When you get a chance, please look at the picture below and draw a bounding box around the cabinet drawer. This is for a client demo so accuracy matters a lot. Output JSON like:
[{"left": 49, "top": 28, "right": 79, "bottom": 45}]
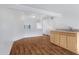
[
  {"left": 66, "top": 33, "right": 76, "bottom": 37},
  {"left": 59, "top": 32, "right": 67, "bottom": 36}
]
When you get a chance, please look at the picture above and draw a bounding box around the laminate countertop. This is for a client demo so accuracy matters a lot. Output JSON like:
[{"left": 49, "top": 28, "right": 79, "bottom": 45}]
[{"left": 51, "top": 29, "right": 79, "bottom": 33}]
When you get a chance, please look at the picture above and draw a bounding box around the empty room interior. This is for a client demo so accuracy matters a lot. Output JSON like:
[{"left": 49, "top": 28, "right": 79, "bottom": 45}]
[{"left": 0, "top": 4, "right": 79, "bottom": 55}]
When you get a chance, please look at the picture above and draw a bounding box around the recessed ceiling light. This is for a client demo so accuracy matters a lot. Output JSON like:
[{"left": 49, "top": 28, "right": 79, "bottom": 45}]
[{"left": 32, "top": 15, "right": 36, "bottom": 18}]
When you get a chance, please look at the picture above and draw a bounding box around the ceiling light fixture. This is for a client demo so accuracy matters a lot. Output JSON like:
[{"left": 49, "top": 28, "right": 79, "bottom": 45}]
[{"left": 32, "top": 15, "right": 36, "bottom": 18}]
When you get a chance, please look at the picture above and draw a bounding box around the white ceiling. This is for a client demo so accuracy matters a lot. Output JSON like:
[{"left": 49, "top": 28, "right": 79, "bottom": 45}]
[
  {"left": 24, "top": 4, "right": 79, "bottom": 20},
  {"left": 1, "top": 4, "right": 79, "bottom": 20},
  {"left": 0, "top": 4, "right": 61, "bottom": 17}
]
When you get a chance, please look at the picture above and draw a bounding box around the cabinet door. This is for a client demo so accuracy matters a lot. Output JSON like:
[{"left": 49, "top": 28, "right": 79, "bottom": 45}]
[
  {"left": 50, "top": 32, "right": 55, "bottom": 44},
  {"left": 60, "top": 32, "right": 67, "bottom": 48},
  {"left": 54, "top": 32, "right": 60, "bottom": 45},
  {"left": 50, "top": 32, "right": 60, "bottom": 45},
  {"left": 67, "top": 33, "right": 77, "bottom": 53}
]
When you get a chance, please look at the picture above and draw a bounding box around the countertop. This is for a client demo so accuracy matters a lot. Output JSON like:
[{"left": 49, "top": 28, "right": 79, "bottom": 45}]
[{"left": 51, "top": 29, "right": 79, "bottom": 33}]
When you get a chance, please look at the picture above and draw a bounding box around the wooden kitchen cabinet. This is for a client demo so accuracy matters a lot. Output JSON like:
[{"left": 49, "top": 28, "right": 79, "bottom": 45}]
[
  {"left": 50, "top": 32, "right": 60, "bottom": 45},
  {"left": 67, "top": 33, "right": 77, "bottom": 53},
  {"left": 50, "top": 31, "right": 79, "bottom": 54},
  {"left": 59, "top": 32, "right": 67, "bottom": 48},
  {"left": 54, "top": 32, "right": 60, "bottom": 45},
  {"left": 50, "top": 32, "right": 55, "bottom": 44}
]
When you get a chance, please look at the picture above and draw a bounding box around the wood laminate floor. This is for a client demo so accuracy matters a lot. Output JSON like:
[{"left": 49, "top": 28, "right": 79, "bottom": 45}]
[{"left": 10, "top": 35, "right": 76, "bottom": 55}]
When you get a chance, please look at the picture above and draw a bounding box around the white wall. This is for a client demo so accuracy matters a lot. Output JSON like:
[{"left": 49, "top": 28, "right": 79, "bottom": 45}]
[
  {"left": 0, "top": 7, "right": 24, "bottom": 54},
  {"left": 22, "top": 15, "right": 42, "bottom": 32},
  {"left": 54, "top": 17, "right": 79, "bottom": 29},
  {"left": 26, "top": 4, "right": 79, "bottom": 29},
  {"left": 0, "top": 7, "right": 44, "bottom": 54}
]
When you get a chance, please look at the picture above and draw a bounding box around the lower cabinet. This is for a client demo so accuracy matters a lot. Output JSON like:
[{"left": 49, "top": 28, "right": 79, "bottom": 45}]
[
  {"left": 59, "top": 32, "right": 67, "bottom": 49},
  {"left": 54, "top": 32, "right": 60, "bottom": 45},
  {"left": 50, "top": 32, "right": 60, "bottom": 45},
  {"left": 67, "top": 33, "right": 77, "bottom": 53},
  {"left": 50, "top": 32, "right": 55, "bottom": 44},
  {"left": 50, "top": 31, "right": 78, "bottom": 54}
]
